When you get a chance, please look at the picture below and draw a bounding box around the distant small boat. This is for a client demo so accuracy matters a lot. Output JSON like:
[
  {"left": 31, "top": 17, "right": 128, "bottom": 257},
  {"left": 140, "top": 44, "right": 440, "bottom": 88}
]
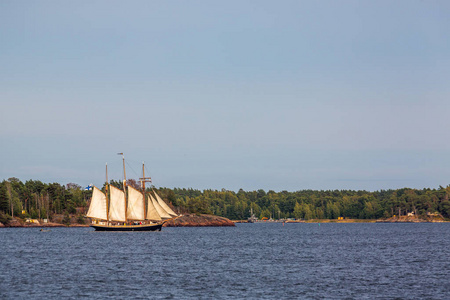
[
  {"left": 247, "top": 207, "right": 258, "bottom": 223},
  {"left": 40, "top": 229, "right": 51, "bottom": 232},
  {"left": 86, "top": 154, "right": 179, "bottom": 232}
]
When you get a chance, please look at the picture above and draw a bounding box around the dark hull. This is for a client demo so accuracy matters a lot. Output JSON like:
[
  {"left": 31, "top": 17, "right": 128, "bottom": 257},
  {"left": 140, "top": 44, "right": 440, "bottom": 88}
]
[{"left": 91, "top": 223, "right": 163, "bottom": 231}]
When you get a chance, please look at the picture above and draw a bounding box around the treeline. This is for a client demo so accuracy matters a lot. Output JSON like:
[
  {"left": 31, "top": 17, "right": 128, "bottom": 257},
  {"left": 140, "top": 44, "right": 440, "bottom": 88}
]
[
  {"left": 1, "top": 177, "right": 450, "bottom": 222},
  {"left": 0, "top": 178, "right": 90, "bottom": 221},
  {"left": 159, "top": 187, "right": 450, "bottom": 220}
]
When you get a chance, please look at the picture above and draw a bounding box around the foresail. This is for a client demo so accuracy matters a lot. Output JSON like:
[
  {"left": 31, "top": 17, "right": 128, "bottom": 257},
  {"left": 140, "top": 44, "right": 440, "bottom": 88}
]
[
  {"left": 109, "top": 185, "right": 126, "bottom": 222},
  {"left": 150, "top": 194, "right": 172, "bottom": 219},
  {"left": 86, "top": 186, "right": 107, "bottom": 220},
  {"left": 153, "top": 190, "right": 178, "bottom": 217},
  {"left": 147, "top": 196, "right": 162, "bottom": 221},
  {"left": 127, "top": 186, "right": 145, "bottom": 220}
]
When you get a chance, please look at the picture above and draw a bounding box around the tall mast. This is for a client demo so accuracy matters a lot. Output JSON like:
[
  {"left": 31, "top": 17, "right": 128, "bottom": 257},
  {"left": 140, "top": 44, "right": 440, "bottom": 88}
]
[
  {"left": 139, "top": 161, "right": 152, "bottom": 222},
  {"left": 106, "top": 162, "right": 109, "bottom": 226},
  {"left": 142, "top": 162, "right": 146, "bottom": 220},
  {"left": 118, "top": 153, "right": 127, "bottom": 223}
]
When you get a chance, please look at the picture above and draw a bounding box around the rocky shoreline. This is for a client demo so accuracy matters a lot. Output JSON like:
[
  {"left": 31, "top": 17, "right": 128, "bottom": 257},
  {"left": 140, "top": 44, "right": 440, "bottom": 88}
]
[
  {"left": 0, "top": 214, "right": 235, "bottom": 228},
  {"left": 163, "top": 214, "right": 235, "bottom": 227},
  {"left": 375, "top": 215, "right": 446, "bottom": 223},
  {"left": 3, "top": 214, "right": 445, "bottom": 227},
  {"left": 0, "top": 219, "right": 89, "bottom": 228}
]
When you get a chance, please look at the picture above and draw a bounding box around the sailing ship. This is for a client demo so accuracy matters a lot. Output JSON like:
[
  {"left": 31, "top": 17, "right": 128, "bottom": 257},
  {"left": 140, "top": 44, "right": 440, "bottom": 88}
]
[{"left": 86, "top": 154, "right": 178, "bottom": 231}]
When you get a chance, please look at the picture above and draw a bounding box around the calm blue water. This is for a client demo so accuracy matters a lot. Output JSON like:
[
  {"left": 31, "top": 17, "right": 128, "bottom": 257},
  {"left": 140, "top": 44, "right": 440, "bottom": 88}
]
[{"left": 1, "top": 223, "right": 449, "bottom": 299}]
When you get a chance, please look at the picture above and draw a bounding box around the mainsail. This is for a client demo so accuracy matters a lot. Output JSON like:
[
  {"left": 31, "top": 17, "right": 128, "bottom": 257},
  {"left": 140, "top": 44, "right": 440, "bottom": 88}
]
[
  {"left": 86, "top": 186, "right": 107, "bottom": 220},
  {"left": 153, "top": 190, "right": 178, "bottom": 217},
  {"left": 109, "top": 185, "right": 126, "bottom": 222},
  {"left": 127, "top": 186, "right": 145, "bottom": 220},
  {"left": 147, "top": 196, "right": 162, "bottom": 221}
]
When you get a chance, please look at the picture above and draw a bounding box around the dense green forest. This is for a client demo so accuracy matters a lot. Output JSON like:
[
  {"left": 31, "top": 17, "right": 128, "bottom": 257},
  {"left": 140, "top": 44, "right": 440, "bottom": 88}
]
[{"left": 1, "top": 177, "right": 450, "bottom": 223}]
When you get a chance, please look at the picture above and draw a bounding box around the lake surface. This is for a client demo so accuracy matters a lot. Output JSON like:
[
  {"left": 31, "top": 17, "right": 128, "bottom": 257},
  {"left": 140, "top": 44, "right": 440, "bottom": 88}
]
[{"left": 1, "top": 223, "right": 449, "bottom": 299}]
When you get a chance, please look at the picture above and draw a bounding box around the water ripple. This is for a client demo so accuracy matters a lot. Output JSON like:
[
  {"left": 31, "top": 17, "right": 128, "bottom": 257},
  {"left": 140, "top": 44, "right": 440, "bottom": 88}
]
[{"left": 0, "top": 223, "right": 449, "bottom": 299}]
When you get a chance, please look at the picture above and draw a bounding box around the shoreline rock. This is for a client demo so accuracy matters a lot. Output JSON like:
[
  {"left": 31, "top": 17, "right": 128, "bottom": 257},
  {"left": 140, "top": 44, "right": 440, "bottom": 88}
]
[
  {"left": 376, "top": 215, "right": 446, "bottom": 223},
  {"left": 163, "top": 214, "right": 235, "bottom": 227}
]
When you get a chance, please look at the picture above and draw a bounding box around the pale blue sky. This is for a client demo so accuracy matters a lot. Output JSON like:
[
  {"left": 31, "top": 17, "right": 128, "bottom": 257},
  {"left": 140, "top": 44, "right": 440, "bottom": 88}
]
[{"left": 1, "top": 0, "right": 450, "bottom": 191}]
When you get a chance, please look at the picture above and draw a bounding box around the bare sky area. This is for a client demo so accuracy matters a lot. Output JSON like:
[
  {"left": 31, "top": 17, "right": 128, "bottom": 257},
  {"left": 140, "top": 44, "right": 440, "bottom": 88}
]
[{"left": 1, "top": 0, "right": 450, "bottom": 191}]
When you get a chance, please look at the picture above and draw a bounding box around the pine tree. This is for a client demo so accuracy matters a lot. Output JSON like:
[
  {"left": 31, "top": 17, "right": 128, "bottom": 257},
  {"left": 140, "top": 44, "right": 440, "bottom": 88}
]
[{"left": 0, "top": 181, "right": 8, "bottom": 213}]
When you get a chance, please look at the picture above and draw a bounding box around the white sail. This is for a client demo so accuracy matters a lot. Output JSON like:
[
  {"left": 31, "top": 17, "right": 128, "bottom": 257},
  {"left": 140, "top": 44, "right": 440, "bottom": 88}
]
[
  {"left": 127, "top": 186, "right": 145, "bottom": 220},
  {"left": 147, "top": 195, "right": 162, "bottom": 221},
  {"left": 86, "top": 186, "right": 107, "bottom": 220},
  {"left": 153, "top": 190, "right": 178, "bottom": 217},
  {"left": 150, "top": 194, "right": 172, "bottom": 219},
  {"left": 109, "top": 185, "right": 126, "bottom": 222}
]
